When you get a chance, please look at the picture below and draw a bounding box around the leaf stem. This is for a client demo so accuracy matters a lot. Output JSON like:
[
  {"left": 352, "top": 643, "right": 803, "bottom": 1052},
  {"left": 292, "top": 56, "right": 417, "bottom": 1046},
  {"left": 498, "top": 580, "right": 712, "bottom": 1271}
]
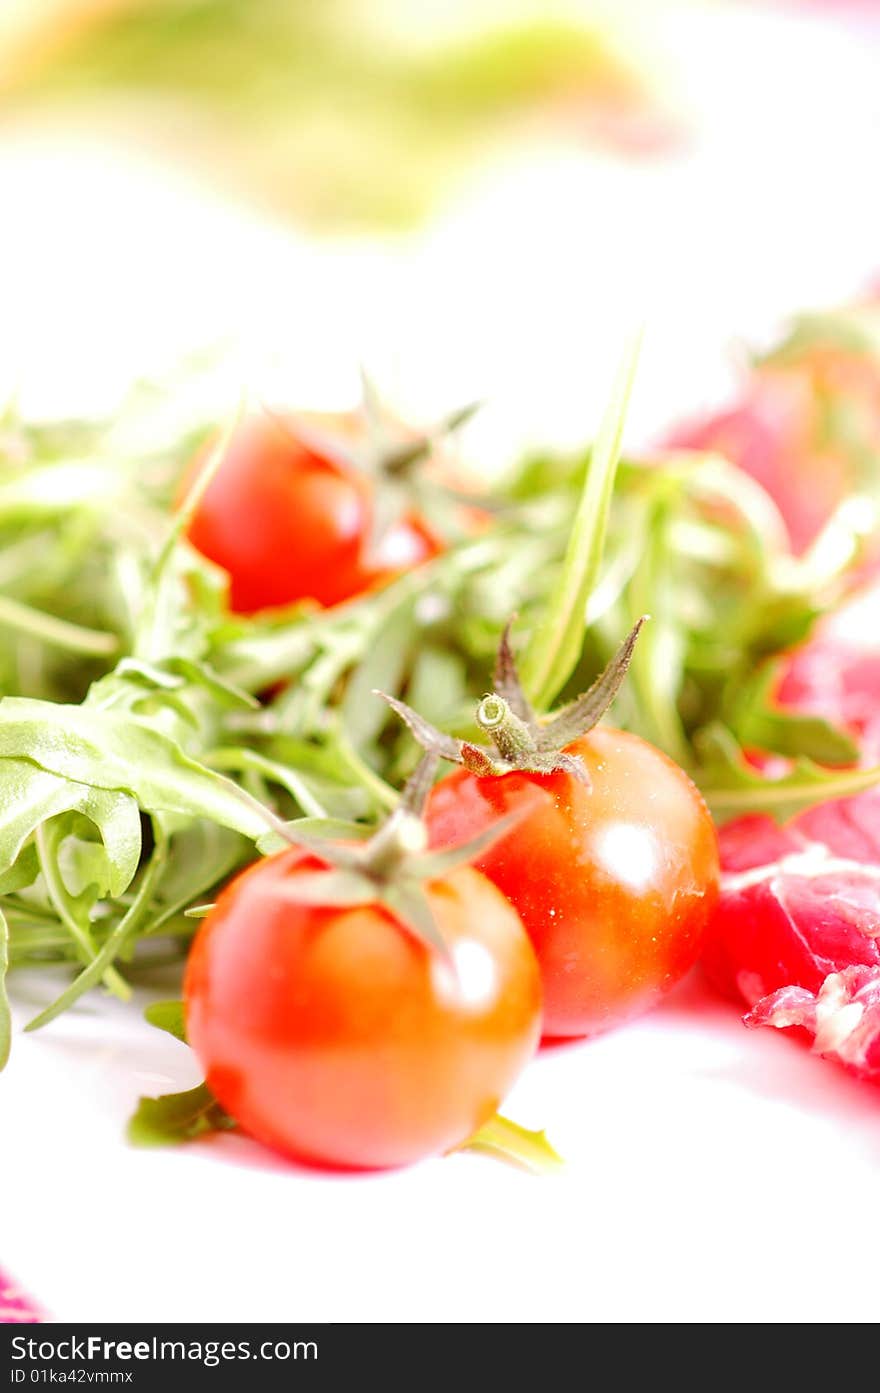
[
  {"left": 206, "top": 747, "right": 328, "bottom": 819},
  {"left": 334, "top": 734, "right": 399, "bottom": 812},
  {"left": 519, "top": 335, "right": 641, "bottom": 709},
  {"left": 0, "top": 594, "right": 118, "bottom": 656},
  {"left": 26, "top": 826, "right": 170, "bottom": 1031},
  {"left": 34, "top": 823, "right": 129, "bottom": 1000}
]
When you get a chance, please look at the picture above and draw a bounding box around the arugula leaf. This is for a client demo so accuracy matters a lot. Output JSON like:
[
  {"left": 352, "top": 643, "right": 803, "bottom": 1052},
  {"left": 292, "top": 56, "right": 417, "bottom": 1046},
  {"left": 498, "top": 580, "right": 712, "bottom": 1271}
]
[
  {"left": 695, "top": 724, "right": 880, "bottom": 824},
  {"left": 0, "top": 459, "right": 126, "bottom": 516},
  {"left": 127, "top": 1083, "right": 236, "bottom": 1147},
  {"left": 0, "top": 593, "right": 119, "bottom": 657},
  {"left": 405, "top": 644, "right": 467, "bottom": 731},
  {"left": 341, "top": 598, "right": 417, "bottom": 750},
  {"left": 519, "top": 335, "right": 640, "bottom": 709},
  {"left": 206, "top": 747, "right": 329, "bottom": 820},
  {"left": 624, "top": 491, "right": 688, "bottom": 765},
  {"left": 730, "top": 665, "right": 859, "bottom": 767},
  {"left": 0, "top": 760, "right": 141, "bottom": 895},
  {"left": 461, "top": 1113, "right": 563, "bottom": 1174},
  {"left": 0, "top": 699, "right": 276, "bottom": 842},
  {"left": 130, "top": 415, "right": 239, "bottom": 667},
  {"left": 34, "top": 817, "right": 128, "bottom": 1000},
  {"left": 128, "top": 999, "right": 235, "bottom": 1145},
  {"left": 144, "top": 823, "right": 248, "bottom": 936},
  {"left": 25, "top": 825, "right": 169, "bottom": 1031},
  {"left": 116, "top": 657, "right": 259, "bottom": 711},
  {"left": 144, "top": 999, "right": 186, "bottom": 1043},
  {"left": 0, "top": 843, "right": 39, "bottom": 896}
]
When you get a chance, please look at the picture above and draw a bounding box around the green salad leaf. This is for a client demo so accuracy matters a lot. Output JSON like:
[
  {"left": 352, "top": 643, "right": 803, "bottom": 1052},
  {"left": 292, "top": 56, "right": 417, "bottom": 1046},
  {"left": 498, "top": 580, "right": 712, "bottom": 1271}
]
[
  {"left": 128, "top": 998, "right": 236, "bottom": 1147},
  {"left": 519, "top": 336, "right": 640, "bottom": 710},
  {"left": 462, "top": 1114, "right": 563, "bottom": 1175},
  {"left": 128, "top": 1083, "right": 237, "bottom": 1148},
  {"left": 728, "top": 664, "right": 859, "bottom": 767},
  {"left": 144, "top": 999, "right": 187, "bottom": 1042},
  {"left": 0, "top": 763, "right": 141, "bottom": 894},
  {"left": 0, "top": 698, "right": 277, "bottom": 843},
  {"left": 696, "top": 724, "right": 880, "bottom": 824}
]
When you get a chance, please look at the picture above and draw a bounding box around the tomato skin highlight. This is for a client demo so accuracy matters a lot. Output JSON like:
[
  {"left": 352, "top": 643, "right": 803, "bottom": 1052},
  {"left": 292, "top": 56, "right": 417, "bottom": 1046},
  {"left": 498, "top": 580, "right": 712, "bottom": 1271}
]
[
  {"left": 184, "top": 850, "right": 542, "bottom": 1170},
  {"left": 425, "top": 728, "right": 720, "bottom": 1038},
  {"left": 182, "top": 412, "right": 439, "bottom": 614}
]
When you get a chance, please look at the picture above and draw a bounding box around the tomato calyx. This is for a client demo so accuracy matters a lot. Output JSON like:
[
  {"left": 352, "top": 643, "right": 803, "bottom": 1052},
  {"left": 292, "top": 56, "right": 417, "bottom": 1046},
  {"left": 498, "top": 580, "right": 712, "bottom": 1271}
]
[
  {"left": 288, "top": 378, "right": 482, "bottom": 564},
  {"left": 277, "top": 755, "right": 523, "bottom": 958},
  {"left": 378, "top": 615, "right": 646, "bottom": 784}
]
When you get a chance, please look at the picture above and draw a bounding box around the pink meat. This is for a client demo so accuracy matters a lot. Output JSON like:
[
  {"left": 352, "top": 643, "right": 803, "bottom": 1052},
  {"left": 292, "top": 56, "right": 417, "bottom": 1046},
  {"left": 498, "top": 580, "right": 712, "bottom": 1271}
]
[
  {"left": 669, "top": 376, "right": 848, "bottom": 555},
  {"left": 777, "top": 584, "right": 880, "bottom": 759},
  {"left": 745, "top": 967, "right": 880, "bottom": 1080},
  {"left": 704, "top": 585, "right": 880, "bottom": 1080},
  {"left": 668, "top": 295, "right": 880, "bottom": 560}
]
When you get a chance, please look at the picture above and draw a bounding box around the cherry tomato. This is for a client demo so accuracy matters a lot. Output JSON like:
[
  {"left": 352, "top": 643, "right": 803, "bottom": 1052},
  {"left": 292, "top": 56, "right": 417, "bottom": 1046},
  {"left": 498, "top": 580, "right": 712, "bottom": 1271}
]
[
  {"left": 425, "top": 728, "right": 720, "bottom": 1038},
  {"left": 184, "top": 849, "right": 542, "bottom": 1170},
  {"left": 182, "top": 412, "right": 439, "bottom": 614}
]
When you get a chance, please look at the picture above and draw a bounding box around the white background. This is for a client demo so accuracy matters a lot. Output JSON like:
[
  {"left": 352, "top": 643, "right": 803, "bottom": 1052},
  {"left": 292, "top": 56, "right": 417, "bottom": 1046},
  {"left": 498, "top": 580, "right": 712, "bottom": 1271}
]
[{"left": 2, "top": 1, "right": 880, "bottom": 1323}]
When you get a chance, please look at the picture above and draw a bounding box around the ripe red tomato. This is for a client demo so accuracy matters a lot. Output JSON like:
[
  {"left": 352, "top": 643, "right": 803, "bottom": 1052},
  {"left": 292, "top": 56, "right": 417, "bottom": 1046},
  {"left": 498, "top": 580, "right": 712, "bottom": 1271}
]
[
  {"left": 182, "top": 411, "right": 439, "bottom": 613},
  {"left": 184, "top": 848, "right": 542, "bottom": 1169},
  {"left": 425, "top": 728, "right": 720, "bottom": 1038}
]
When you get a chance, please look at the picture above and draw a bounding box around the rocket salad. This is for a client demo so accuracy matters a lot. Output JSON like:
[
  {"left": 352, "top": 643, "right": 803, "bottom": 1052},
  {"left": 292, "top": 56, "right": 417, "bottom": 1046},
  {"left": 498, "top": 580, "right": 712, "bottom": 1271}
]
[{"left": 4, "top": 294, "right": 880, "bottom": 1169}]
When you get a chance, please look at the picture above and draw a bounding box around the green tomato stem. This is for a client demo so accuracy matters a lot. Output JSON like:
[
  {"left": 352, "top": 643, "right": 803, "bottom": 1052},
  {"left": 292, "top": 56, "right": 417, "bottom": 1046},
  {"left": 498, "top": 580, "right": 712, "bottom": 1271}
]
[{"left": 475, "top": 694, "right": 537, "bottom": 765}]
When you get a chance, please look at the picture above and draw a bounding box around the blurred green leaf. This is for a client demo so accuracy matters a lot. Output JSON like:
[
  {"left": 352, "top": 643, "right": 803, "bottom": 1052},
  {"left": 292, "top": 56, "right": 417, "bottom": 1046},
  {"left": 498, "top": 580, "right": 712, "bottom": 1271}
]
[
  {"left": 128, "top": 1083, "right": 236, "bottom": 1147},
  {"left": 730, "top": 665, "right": 859, "bottom": 767},
  {"left": 0, "top": 699, "right": 276, "bottom": 843},
  {"left": 520, "top": 336, "right": 640, "bottom": 710},
  {"left": 696, "top": 724, "right": 880, "bottom": 825},
  {"left": 144, "top": 999, "right": 186, "bottom": 1043},
  {"left": 462, "top": 1112, "right": 563, "bottom": 1175}
]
